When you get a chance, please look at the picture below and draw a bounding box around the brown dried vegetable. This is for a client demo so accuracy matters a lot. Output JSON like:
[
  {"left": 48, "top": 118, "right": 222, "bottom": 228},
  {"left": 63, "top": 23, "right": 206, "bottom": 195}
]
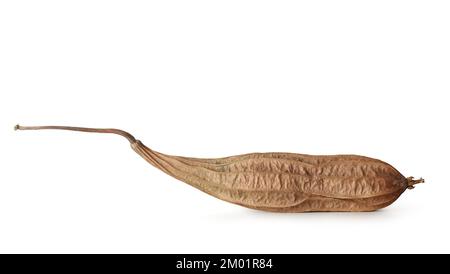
[{"left": 15, "top": 124, "right": 424, "bottom": 212}]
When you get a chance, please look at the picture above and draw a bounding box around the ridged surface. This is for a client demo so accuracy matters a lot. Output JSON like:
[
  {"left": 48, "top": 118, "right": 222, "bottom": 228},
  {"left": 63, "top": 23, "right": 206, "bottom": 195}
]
[{"left": 131, "top": 141, "right": 409, "bottom": 212}]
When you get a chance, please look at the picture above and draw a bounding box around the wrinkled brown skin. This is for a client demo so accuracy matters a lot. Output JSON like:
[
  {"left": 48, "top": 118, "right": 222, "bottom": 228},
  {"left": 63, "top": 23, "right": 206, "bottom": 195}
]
[
  {"left": 132, "top": 141, "right": 416, "bottom": 212},
  {"left": 15, "top": 125, "right": 424, "bottom": 212}
]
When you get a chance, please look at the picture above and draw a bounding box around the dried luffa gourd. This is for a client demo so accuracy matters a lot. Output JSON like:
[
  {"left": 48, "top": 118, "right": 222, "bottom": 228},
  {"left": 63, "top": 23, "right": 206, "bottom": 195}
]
[{"left": 15, "top": 125, "right": 424, "bottom": 212}]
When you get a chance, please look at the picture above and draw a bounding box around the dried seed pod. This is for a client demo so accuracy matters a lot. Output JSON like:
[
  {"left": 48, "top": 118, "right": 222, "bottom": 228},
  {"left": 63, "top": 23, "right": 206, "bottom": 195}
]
[{"left": 15, "top": 124, "right": 424, "bottom": 212}]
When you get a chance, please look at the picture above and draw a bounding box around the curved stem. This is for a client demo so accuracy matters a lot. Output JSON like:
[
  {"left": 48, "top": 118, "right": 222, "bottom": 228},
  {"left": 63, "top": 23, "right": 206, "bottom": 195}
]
[{"left": 15, "top": 124, "right": 137, "bottom": 144}]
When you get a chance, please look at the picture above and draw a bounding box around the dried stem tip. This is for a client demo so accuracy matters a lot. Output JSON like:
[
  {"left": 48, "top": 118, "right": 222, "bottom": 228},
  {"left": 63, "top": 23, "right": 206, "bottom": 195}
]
[
  {"left": 406, "top": 176, "right": 425, "bottom": 189},
  {"left": 14, "top": 124, "right": 137, "bottom": 144}
]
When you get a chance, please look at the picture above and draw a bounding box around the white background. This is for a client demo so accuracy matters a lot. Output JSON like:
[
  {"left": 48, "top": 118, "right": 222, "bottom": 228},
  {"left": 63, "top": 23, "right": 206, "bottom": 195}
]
[{"left": 1, "top": 1, "right": 449, "bottom": 253}]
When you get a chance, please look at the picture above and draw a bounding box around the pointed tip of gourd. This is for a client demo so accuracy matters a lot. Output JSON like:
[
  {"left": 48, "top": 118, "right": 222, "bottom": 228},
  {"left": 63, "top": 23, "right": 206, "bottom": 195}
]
[
  {"left": 14, "top": 124, "right": 20, "bottom": 131},
  {"left": 406, "top": 176, "right": 425, "bottom": 189}
]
